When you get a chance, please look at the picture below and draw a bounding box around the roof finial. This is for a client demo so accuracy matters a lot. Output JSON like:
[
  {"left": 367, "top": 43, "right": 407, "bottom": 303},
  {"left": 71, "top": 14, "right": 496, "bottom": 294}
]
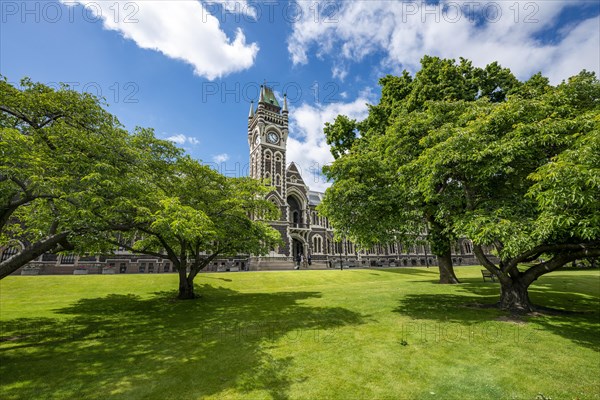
[
  {"left": 259, "top": 84, "right": 265, "bottom": 103},
  {"left": 282, "top": 93, "right": 288, "bottom": 113},
  {"left": 248, "top": 100, "right": 254, "bottom": 118}
]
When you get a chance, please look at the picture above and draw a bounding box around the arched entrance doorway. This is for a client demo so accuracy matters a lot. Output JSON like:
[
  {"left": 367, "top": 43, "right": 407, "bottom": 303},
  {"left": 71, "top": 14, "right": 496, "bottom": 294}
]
[{"left": 292, "top": 238, "right": 304, "bottom": 260}]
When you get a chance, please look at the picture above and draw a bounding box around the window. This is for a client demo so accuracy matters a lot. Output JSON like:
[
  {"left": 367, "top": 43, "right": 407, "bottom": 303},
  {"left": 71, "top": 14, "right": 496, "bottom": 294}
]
[
  {"left": 61, "top": 254, "right": 76, "bottom": 264},
  {"left": 464, "top": 241, "right": 473, "bottom": 254},
  {"left": 163, "top": 262, "right": 170, "bottom": 272},
  {"left": 139, "top": 263, "right": 146, "bottom": 273},
  {"left": 148, "top": 262, "right": 154, "bottom": 273},
  {"left": 313, "top": 236, "right": 323, "bottom": 253},
  {"left": 1, "top": 246, "right": 18, "bottom": 262}
]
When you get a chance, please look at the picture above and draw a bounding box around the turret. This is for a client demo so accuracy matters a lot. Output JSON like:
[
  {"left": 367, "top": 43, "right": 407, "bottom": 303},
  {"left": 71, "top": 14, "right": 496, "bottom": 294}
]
[{"left": 282, "top": 93, "right": 288, "bottom": 115}]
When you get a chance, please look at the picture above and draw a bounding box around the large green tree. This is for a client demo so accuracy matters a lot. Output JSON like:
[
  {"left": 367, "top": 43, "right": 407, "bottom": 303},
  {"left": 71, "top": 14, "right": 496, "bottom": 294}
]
[
  {"left": 321, "top": 57, "right": 520, "bottom": 284},
  {"left": 322, "top": 59, "right": 599, "bottom": 311},
  {"left": 107, "top": 148, "right": 282, "bottom": 299},
  {"left": 414, "top": 71, "right": 600, "bottom": 312},
  {"left": 0, "top": 77, "right": 140, "bottom": 278}
]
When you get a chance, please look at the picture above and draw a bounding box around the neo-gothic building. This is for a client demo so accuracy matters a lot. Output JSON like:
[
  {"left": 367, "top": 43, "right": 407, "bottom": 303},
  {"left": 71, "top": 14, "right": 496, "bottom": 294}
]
[
  {"left": 244, "top": 85, "right": 478, "bottom": 270},
  {"left": 246, "top": 85, "right": 336, "bottom": 268},
  {"left": 2, "top": 85, "right": 481, "bottom": 275}
]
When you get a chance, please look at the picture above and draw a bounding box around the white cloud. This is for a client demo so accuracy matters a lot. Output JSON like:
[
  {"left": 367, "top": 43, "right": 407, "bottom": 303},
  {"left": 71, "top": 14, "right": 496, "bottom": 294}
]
[
  {"left": 332, "top": 64, "right": 348, "bottom": 81},
  {"left": 212, "top": 153, "right": 230, "bottom": 163},
  {"left": 166, "top": 134, "right": 199, "bottom": 145},
  {"left": 62, "top": 0, "right": 259, "bottom": 80},
  {"left": 288, "top": 1, "right": 599, "bottom": 83},
  {"left": 287, "top": 96, "right": 372, "bottom": 192}
]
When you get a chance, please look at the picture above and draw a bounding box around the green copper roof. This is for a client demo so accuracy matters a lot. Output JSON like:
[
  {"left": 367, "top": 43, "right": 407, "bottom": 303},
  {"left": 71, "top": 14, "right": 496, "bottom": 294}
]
[{"left": 263, "top": 86, "right": 280, "bottom": 107}]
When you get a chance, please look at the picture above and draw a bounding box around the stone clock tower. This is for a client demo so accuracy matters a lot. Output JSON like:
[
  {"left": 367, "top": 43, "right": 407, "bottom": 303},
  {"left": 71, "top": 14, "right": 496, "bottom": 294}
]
[
  {"left": 248, "top": 85, "right": 289, "bottom": 199},
  {"left": 247, "top": 84, "right": 336, "bottom": 268}
]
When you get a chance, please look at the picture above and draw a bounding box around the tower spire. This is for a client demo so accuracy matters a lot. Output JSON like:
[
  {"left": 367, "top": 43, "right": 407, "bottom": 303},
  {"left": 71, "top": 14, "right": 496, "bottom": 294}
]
[
  {"left": 248, "top": 100, "right": 254, "bottom": 118},
  {"left": 282, "top": 93, "right": 288, "bottom": 114},
  {"left": 259, "top": 84, "right": 265, "bottom": 103}
]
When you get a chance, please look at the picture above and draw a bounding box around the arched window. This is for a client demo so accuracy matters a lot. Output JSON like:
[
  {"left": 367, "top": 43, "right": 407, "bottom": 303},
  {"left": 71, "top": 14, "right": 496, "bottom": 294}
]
[
  {"left": 287, "top": 195, "right": 303, "bottom": 226},
  {"left": 312, "top": 236, "right": 323, "bottom": 253},
  {"left": 464, "top": 241, "right": 473, "bottom": 254}
]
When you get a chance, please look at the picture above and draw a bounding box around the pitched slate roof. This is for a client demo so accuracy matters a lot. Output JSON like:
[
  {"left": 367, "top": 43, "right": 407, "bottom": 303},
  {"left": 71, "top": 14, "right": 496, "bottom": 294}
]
[{"left": 308, "top": 191, "right": 325, "bottom": 206}]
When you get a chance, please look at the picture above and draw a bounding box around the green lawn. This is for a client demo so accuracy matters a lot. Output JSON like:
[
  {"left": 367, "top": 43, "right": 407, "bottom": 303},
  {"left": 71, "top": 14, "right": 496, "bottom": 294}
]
[{"left": 1, "top": 267, "right": 598, "bottom": 399}]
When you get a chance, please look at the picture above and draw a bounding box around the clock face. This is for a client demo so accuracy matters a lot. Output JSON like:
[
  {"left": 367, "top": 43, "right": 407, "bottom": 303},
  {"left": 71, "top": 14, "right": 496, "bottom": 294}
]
[{"left": 267, "top": 132, "right": 279, "bottom": 144}]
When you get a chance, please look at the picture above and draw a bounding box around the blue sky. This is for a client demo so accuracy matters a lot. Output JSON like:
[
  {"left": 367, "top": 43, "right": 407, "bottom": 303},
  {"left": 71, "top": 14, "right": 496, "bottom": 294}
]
[{"left": 2, "top": 1, "right": 599, "bottom": 191}]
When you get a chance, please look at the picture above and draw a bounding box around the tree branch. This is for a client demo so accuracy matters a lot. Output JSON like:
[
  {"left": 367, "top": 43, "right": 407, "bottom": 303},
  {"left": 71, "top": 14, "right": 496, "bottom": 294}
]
[
  {"left": 522, "top": 245, "right": 600, "bottom": 286},
  {"left": 108, "top": 239, "right": 167, "bottom": 260},
  {"left": 0, "top": 232, "right": 69, "bottom": 279},
  {"left": 506, "top": 241, "right": 600, "bottom": 272},
  {"left": 473, "top": 244, "right": 504, "bottom": 280}
]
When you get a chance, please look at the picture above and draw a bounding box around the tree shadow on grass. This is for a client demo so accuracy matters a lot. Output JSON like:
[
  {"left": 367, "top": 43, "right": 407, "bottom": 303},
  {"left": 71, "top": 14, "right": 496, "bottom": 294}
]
[
  {"left": 0, "top": 285, "right": 364, "bottom": 400},
  {"left": 393, "top": 276, "right": 600, "bottom": 351}
]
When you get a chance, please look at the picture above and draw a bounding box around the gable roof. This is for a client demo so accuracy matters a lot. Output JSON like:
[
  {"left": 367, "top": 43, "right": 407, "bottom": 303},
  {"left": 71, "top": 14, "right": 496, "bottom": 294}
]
[{"left": 286, "top": 162, "right": 306, "bottom": 186}]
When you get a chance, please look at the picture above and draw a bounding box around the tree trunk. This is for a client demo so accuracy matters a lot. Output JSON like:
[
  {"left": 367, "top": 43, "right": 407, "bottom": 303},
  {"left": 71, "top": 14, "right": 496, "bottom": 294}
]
[
  {"left": 437, "top": 245, "right": 460, "bottom": 284},
  {"left": 425, "top": 213, "right": 459, "bottom": 284},
  {"left": 499, "top": 278, "right": 535, "bottom": 313},
  {"left": 0, "top": 232, "right": 69, "bottom": 279},
  {"left": 177, "top": 269, "right": 195, "bottom": 300}
]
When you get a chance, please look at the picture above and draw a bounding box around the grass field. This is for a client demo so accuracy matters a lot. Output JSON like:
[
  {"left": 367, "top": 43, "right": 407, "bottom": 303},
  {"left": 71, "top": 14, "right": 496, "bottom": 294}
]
[{"left": 1, "top": 266, "right": 599, "bottom": 399}]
